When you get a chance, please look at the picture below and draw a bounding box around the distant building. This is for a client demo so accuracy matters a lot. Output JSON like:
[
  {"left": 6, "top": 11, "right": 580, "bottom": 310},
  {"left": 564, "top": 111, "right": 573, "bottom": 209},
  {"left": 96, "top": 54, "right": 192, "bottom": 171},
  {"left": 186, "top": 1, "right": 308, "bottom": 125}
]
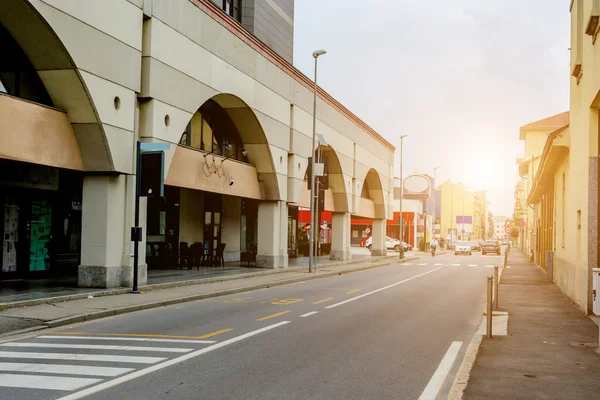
[{"left": 493, "top": 216, "right": 507, "bottom": 239}]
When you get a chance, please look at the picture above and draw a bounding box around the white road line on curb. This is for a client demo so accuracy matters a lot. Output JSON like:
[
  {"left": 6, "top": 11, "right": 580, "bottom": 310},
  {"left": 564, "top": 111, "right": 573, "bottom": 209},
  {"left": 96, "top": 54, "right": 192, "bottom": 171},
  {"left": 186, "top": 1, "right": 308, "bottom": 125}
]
[
  {"left": 299, "top": 311, "right": 318, "bottom": 318},
  {"left": 0, "top": 362, "right": 133, "bottom": 377},
  {"left": 2, "top": 342, "right": 192, "bottom": 353},
  {"left": 55, "top": 321, "right": 291, "bottom": 400},
  {"left": 0, "top": 373, "right": 102, "bottom": 391},
  {"left": 325, "top": 262, "right": 455, "bottom": 309},
  {"left": 418, "top": 341, "right": 463, "bottom": 400},
  {"left": 0, "top": 351, "right": 165, "bottom": 364},
  {"left": 36, "top": 335, "right": 216, "bottom": 344}
]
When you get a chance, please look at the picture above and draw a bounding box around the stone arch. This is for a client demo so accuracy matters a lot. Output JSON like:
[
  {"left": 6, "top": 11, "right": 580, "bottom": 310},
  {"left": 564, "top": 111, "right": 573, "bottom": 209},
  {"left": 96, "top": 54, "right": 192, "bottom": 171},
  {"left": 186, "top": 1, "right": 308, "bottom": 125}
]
[
  {"left": 361, "top": 168, "right": 386, "bottom": 219},
  {"left": 300, "top": 144, "right": 349, "bottom": 212},
  {"left": 167, "top": 93, "right": 280, "bottom": 200},
  {"left": 0, "top": 0, "right": 113, "bottom": 171}
]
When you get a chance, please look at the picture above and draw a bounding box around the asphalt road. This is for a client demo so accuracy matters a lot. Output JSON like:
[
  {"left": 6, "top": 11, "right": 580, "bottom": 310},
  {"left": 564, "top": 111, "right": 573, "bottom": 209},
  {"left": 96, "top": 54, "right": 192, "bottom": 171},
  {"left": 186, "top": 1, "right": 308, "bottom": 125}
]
[{"left": 0, "top": 250, "right": 506, "bottom": 400}]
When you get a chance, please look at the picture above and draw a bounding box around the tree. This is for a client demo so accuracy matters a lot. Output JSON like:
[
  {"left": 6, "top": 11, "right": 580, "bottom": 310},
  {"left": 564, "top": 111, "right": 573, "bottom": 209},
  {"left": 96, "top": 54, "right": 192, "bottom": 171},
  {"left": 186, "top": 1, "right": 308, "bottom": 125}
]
[
  {"left": 509, "top": 226, "right": 519, "bottom": 239},
  {"left": 487, "top": 212, "right": 494, "bottom": 239}
]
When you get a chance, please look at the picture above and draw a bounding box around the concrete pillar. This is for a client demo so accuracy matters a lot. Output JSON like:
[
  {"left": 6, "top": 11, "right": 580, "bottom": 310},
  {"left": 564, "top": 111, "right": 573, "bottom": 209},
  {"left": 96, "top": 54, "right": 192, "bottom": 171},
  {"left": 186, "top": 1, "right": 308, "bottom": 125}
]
[
  {"left": 371, "top": 219, "right": 387, "bottom": 256},
  {"left": 257, "top": 200, "right": 288, "bottom": 268},
  {"left": 78, "top": 175, "right": 147, "bottom": 288},
  {"left": 330, "top": 212, "right": 351, "bottom": 260}
]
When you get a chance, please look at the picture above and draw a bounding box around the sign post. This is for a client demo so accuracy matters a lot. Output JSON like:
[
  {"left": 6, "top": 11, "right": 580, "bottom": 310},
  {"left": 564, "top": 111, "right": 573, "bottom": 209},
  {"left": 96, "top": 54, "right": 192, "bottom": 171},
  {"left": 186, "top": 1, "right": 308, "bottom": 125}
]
[{"left": 132, "top": 141, "right": 169, "bottom": 293}]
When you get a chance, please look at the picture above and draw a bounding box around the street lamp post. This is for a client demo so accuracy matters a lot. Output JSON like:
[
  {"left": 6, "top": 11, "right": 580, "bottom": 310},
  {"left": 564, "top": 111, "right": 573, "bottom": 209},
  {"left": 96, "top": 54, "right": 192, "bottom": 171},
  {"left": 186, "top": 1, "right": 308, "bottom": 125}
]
[
  {"left": 309, "top": 49, "right": 326, "bottom": 273},
  {"left": 399, "top": 135, "right": 408, "bottom": 259}
]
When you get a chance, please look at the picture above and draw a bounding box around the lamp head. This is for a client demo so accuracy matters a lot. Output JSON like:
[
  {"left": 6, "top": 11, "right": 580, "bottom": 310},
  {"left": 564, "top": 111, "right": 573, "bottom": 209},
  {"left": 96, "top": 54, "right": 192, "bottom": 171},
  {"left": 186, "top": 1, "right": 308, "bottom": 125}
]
[{"left": 312, "top": 49, "right": 327, "bottom": 58}]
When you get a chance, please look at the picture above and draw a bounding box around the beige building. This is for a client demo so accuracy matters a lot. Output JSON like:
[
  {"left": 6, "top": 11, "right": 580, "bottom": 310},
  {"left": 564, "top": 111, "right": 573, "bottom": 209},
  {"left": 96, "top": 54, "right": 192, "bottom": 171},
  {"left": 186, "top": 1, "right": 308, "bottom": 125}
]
[
  {"left": 517, "top": 112, "right": 569, "bottom": 262},
  {"left": 0, "top": 0, "right": 395, "bottom": 288},
  {"left": 438, "top": 181, "right": 475, "bottom": 241}
]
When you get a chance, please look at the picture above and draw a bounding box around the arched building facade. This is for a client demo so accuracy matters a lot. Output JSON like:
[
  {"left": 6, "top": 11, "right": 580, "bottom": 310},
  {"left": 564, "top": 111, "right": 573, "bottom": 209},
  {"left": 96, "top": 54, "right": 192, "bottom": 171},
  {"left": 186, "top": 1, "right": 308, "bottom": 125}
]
[{"left": 0, "top": 0, "right": 394, "bottom": 288}]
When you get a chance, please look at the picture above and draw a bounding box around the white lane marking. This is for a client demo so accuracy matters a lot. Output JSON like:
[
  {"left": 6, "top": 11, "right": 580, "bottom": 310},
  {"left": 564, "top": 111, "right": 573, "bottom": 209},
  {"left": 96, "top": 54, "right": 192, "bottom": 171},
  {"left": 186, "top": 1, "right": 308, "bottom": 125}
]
[
  {"left": 291, "top": 281, "right": 306, "bottom": 284},
  {"left": 325, "top": 262, "right": 455, "bottom": 310},
  {"left": 468, "top": 264, "right": 477, "bottom": 267},
  {"left": 434, "top": 263, "right": 444, "bottom": 266},
  {"left": 418, "top": 263, "right": 428, "bottom": 266},
  {"left": 0, "top": 362, "right": 133, "bottom": 377},
  {"left": 0, "top": 351, "right": 165, "bottom": 364},
  {"left": 451, "top": 264, "right": 460, "bottom": 267},
  {"left": 506, "top": 266, "right": 511, "bottom": 269},
  {"left": 2, "top": 342, "right": 192, "bottom": 353},
  {"left": 300, "top": 311, "right": 318, "bottom": 318},
  {"left": 36, "top": 335, "right": 216, "bottom": 344},
  {"left": 55, "top": 321, "right": 290, "bottom": 400},
  {"left": 418, "top": 341, "right": 463, "bottom": 400},
  {"left": 484, "top": 265, "right": 494, "bottom": 268},
  {"left": 401, "top": 263, "right": 413, "bottom": 265},
  {"left": 0, "top": 373, "right": 102, "bottom": 391}
]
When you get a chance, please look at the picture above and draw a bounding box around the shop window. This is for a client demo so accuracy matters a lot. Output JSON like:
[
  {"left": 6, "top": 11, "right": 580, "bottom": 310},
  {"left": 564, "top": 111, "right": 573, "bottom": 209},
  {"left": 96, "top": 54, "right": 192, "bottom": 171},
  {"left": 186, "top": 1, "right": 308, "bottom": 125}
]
[
  {"left": 179, "top": 99, "right": 248, "bottom": 163},
  {"left": 0, "top": 24, "right": 53, "bottom": 106}
]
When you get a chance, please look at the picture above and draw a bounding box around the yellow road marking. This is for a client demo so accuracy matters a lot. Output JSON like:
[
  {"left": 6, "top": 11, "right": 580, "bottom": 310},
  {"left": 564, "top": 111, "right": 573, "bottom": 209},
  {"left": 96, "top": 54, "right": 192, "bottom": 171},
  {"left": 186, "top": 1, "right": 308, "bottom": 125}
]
[
  {"left": 347, "top": 290, "right": 361, "bottom": 294},
  {"left": 47, "top": 330, "right": 232, "bottom": 339},
  {"left": 271, "top": 298, "right": 304, "bottom": 305},
  {"left": 196, "top": 328, "right": 233, "bottom": 339},
  {"left": 312, "top": 297, "right": 334, "bottom": 305},
  {"left": 256, "top": 310, "right": 291, "bottom": 321}
]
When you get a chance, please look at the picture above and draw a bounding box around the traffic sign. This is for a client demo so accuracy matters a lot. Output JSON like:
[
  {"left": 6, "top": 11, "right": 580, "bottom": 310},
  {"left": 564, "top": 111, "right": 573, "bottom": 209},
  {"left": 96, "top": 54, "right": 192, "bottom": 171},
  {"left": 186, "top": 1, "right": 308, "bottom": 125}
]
[
  {"left": 504, "top": 227, "right": 512, "bottom": 234},
  {"left": 365, "top": 228, "right": 371, "bottom": 234},
  {"left": 323, "top": 221, "right": 328, "bottom": 227},
  {"left": 519, "top": 221, "right": 525, "bottom": 227},
  {"left": 518, "top": 228, "right": 522, "bottom": 233}
]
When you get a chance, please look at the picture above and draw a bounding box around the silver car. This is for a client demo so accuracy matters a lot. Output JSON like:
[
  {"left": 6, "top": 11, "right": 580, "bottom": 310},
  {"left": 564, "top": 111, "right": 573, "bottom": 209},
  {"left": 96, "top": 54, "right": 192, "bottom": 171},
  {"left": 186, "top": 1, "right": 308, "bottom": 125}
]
[{"left": 454, "top": 240, "right": 472, "bottom": 255}]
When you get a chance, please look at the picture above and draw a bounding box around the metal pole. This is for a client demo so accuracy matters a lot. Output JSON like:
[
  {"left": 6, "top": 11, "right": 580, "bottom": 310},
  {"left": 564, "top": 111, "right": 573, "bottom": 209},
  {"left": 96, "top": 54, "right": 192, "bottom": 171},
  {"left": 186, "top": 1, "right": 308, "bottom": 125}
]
[
  {"left": 494, "top": 266, "right": 499, "bottom": 310},
  {"left": 132, "top": 140, "right": 141, "bottom": 294},
  {"left": 487, "top": 276, "right": 493, "bottom": 338},
  {"left": 309, "top": 56, "right": 318, "bottom": 273},
  {"left": 399, "top": 135, "right": 406, "bottom": 259},
  {"left": 315, "top": 143, "right": 321, "bottom": 271}
]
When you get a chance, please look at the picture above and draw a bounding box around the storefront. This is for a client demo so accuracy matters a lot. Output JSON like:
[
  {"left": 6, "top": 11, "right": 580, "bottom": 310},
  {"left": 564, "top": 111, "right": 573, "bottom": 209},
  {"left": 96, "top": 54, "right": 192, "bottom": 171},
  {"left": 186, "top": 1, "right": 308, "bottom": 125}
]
[
  {"left": 0, "top": 159, "right": 82, "bottom": 281},
  {"left": 145, "top": 186, "right": 259, "bottom": 269}
]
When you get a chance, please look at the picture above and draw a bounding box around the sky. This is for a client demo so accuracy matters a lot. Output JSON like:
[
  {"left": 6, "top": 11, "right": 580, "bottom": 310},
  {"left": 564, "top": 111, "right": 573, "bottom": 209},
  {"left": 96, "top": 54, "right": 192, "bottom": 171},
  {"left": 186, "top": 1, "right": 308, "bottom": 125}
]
[{"left": 293, "top": 0, "right": 569, "bottom": 217}]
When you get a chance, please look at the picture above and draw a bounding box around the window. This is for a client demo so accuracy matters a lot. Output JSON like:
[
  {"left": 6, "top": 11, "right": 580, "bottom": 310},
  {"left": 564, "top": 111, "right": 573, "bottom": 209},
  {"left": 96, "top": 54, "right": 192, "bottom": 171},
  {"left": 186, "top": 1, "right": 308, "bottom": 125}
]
[
  {"left": 218, "top": 0, "right": 242, "bottom": 22},
  {"left": 179, "top": 99, "right": 248, "bottom": 163}
]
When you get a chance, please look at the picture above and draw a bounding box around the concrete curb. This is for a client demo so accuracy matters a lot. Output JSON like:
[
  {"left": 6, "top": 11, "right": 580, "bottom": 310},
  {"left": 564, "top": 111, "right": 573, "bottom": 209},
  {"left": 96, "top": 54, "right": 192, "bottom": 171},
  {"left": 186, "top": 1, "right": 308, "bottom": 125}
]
[
  {"left": 16, "top": 256, "right": 418, "bottom": 334},
  {"left": 1, "top": 255, "right": 399, "bottom": 310}
]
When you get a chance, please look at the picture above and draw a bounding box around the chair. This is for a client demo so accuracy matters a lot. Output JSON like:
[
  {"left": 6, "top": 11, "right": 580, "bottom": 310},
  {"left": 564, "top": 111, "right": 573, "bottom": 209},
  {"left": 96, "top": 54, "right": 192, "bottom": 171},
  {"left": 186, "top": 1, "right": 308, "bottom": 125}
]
[
  {"left": 201, "top": 241, "right": 213, "bottom": 267},
  {"left": 215, "top": 243, "right": 226, "bottom": 268},
  {"left": 178, "top": 242, "right": 189, "bottom": 270},
  {"left": 189, "top": 242, "right": 203, "bottom": 270}
]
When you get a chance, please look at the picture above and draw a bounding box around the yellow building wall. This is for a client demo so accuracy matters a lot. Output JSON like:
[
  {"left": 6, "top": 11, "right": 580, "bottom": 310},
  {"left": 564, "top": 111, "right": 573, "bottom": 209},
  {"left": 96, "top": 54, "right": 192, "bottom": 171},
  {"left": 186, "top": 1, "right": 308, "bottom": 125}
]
[
  {"left": 439, "top": 181, "right": 475, "bottom": 241},
  {"left": 568, "top": 0, "right": 600, "bottom": 313}
]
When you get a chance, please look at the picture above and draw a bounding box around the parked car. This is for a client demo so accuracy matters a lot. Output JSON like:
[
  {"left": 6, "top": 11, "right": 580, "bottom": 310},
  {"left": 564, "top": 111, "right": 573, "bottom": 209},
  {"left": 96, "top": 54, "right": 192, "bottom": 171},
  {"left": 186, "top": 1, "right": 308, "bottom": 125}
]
[
  {"left": 482, "top": 240, "right": 501, "bottom": 255},
  {"left": 402, "top": 241, "right": 412, "bottom": 251},
  {"left": 469, "top": 240, "right": 481, "bottom": 251},
  {"left": 365, "top": 236, "right": 402, "bottom": 252},
  {"left": 502, "top": 240, "right": 510, "bottom": 246},
  {"left": 454, "top": 240, "right": 472, "bottom": 255}
]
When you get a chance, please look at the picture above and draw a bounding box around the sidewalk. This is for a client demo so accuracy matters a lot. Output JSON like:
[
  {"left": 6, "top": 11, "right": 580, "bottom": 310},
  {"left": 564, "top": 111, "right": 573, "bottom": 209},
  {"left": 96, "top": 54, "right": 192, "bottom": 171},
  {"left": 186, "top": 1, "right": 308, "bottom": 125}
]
[
  {"left": 462, "top": 251, "right": 600, "bottom": 399},
  {"left": 0, "top": 254, "right": 417, "bottom": 337}
]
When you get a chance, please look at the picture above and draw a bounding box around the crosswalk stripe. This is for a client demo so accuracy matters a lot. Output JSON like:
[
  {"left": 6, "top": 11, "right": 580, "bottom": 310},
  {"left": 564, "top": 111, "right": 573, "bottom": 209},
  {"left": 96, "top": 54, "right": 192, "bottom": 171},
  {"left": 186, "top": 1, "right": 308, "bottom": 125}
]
[
  {"left": 451, "top": 264, "right": 460, "bottom": 266},
  {"left": 401, "top": 263, "right": 413, "bottom": 265},
  {"left": 434, "top": 263, "right": 444, "bottom": 266},
  {"left": 484, "top": 265, "right": 494, "bottom": 268},
  {"left": 0, "top": 351, "right": 165, "bottom": 364},
  {"left": 0, "top": 362, "right": 133, "bottom": 377},
  {"left": 0, "top": 373, "right": 101, "bottom": 391},
  {"left": 417, "top": 263, "right": 428, "bottom": 266},
  {"left": 468, "top": 264, "right": 477, "bottom": 267},
  {"left": 2, "top": 342, "right": 192, "bottom": 353},
  {"left": 36, "top": 335, "right": 216, "bottom": 344}
]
